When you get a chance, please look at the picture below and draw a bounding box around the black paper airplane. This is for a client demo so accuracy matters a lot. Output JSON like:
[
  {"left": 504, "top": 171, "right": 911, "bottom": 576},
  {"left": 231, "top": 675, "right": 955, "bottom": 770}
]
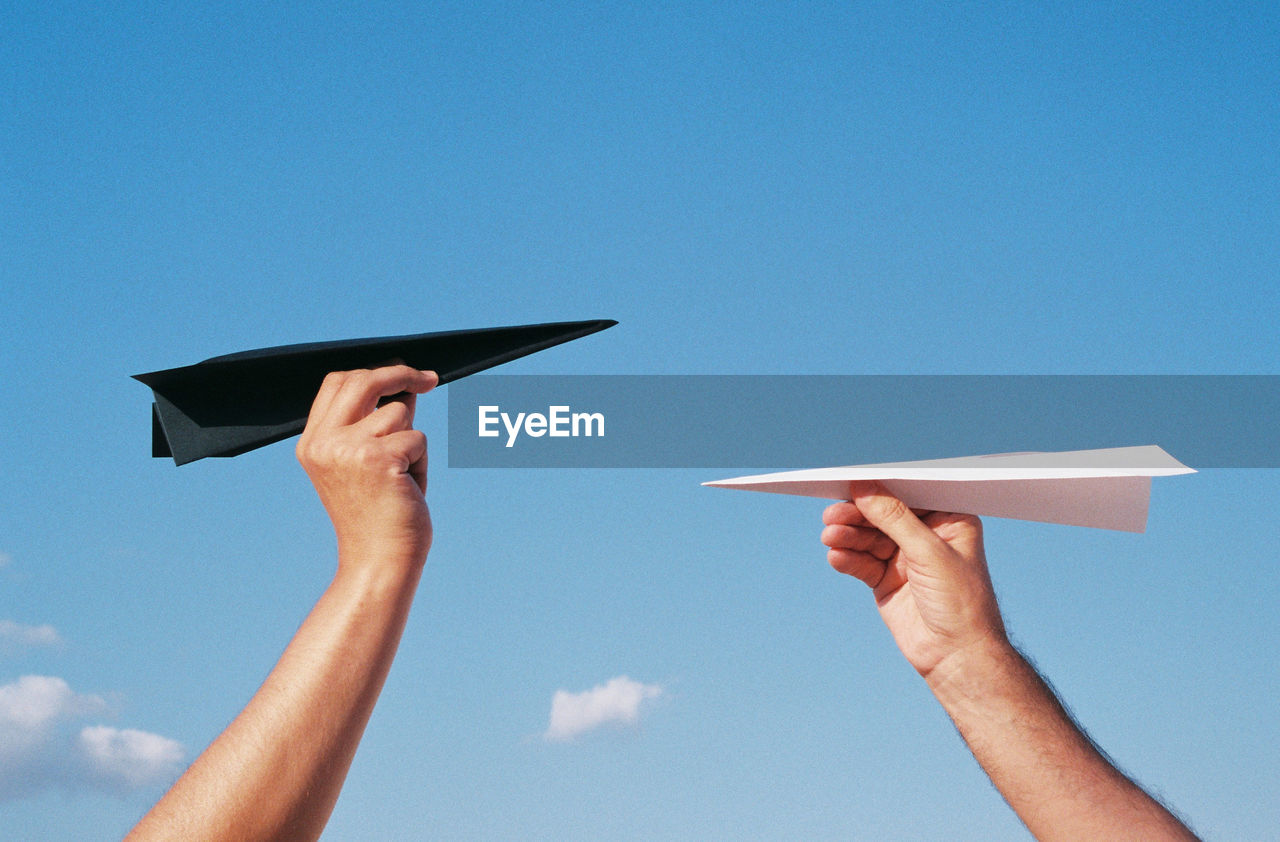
[{"left": 134, "top": 319, "right": 617, "bottom": 465}]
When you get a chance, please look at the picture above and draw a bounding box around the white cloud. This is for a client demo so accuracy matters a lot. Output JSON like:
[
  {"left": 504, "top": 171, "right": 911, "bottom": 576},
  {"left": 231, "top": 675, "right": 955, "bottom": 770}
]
[
  {"left": 0, "top": 675, "right": 103, "bottom": 735},
  {"left": 0, "top": 551, "right": 10, "bottom": 569},
  {"left": 78, "top": 726, "right": 185, "bottom": 791},
  {"left": 0, "top": 620, "right": 62, "bottom": 653},
  {"left": 544, "top": 676, "right": 663, "bottom": 742},
  {"left": 0, "top": 675, "right": 182, "bottom": 800}
]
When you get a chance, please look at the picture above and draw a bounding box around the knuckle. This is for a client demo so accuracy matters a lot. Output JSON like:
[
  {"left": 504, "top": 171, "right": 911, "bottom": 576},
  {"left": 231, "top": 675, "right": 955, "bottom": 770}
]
[
  {"left": 303, "top": 435, "right": 357, "bottom": 469},
  {"left": 295, "top": 433, "right": 323, "bottom": 465},
  {"left": 322, "top": 370, "right": 351, "bottom": 388},
  {"left": 396, "top": 432, "right": 428, "bottom": 465},
  {"left": 348, "top": 440, "right": 383, "bottom": 467}
]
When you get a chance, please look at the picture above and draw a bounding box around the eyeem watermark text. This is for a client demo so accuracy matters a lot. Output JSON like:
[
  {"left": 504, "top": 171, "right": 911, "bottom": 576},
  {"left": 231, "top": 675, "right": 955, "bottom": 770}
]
[{"left": 477, "top": 405, "right": 605, "bottom": 447}]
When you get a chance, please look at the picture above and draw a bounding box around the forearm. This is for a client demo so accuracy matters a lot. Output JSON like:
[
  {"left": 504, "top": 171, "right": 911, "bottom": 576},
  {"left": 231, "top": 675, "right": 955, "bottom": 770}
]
[
  {"left": 127, "top": 559, "right": 423, "bottom": 842},
  {"left": 926, "top": 637, "right": 1198, "bottom": 842}
]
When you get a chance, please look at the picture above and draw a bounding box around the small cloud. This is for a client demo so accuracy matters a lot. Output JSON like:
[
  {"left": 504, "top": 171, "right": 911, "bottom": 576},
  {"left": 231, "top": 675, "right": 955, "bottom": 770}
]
[
  {"left": 0, "top": 675, "right": 182, "bottom": 801},
  {"left": 0, "top": 675, "right": 104, "bottom": 734},
  {"left": 544, "top": 676, "right": 663, "bottom": 742},
  {"left": 0, "top": 620, "right": 62, "bottom": 653},
  {"left": 78, "top": 726, "right": 185, "bottom": 792},
  {"left": 0, "top": 551, "right": 10, "bottom": 569}
]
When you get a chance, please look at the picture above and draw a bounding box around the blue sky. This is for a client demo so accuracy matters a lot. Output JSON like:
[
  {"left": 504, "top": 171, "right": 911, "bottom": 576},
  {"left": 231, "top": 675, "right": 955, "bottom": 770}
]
[{"left": 2, "top": 1, "right": 1278, "bottom": 839}]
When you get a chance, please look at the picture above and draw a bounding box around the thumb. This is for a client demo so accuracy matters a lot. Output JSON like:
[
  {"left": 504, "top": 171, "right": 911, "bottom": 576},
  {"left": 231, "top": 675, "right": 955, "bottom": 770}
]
[{"left": 849, "top": 481, "right": 953, "bottom": 571}]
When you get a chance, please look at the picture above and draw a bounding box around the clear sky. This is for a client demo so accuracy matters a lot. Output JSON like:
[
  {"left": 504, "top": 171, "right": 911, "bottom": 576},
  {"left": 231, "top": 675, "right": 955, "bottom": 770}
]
[{"left": 3, "top": 1, "right": 1278, "bottom": 839}]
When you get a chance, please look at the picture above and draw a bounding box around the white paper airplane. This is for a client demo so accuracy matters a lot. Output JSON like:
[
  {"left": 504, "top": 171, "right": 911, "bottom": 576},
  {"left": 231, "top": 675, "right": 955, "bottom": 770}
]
[{"left": 702, "top": 445, "right": 1194, "bottom": 532}]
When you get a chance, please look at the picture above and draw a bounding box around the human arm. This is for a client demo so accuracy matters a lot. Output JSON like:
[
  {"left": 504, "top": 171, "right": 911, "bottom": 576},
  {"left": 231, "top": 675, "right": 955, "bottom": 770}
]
[
  {"left": 820, "top": 482, "right": 1198, "bottom": 841},
  {"left": 127, "top": 365, "right": 438, "bottom": 842}
]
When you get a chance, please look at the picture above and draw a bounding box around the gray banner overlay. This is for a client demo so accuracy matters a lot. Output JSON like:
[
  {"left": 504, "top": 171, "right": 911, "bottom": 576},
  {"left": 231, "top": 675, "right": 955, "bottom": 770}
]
[{"left": 446, "top": 375, "right": 1279, "bottom": 468}]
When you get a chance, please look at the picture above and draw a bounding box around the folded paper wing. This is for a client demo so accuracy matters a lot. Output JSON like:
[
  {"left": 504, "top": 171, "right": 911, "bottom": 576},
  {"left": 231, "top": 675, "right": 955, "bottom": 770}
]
[
  {"left": 135, "top": 319, "right": 616, "bottom": 465},
  {"left": 703, "top": 446, "right": 1194, "bottom": 532}
]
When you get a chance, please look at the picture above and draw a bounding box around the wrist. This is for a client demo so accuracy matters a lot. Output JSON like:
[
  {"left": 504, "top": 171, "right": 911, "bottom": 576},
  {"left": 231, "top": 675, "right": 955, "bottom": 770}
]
[
  {"left": 333, "top": 547, "right": 426, "bottom": 599},
  {"left": 923, "top": 631, "right": 1021, "bottom": 709},
  {"left": 333, "top": 519, "right": 432, "bottom": 577}
]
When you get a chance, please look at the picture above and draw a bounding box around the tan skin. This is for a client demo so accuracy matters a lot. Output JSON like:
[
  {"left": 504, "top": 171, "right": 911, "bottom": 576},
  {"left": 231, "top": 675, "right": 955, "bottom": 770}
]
[
  {"left": 128, "top": 365, "right": 438, "bottom": 842},
  {"left": 822, "top": 483, "right": 1199, "bottom": 841}
]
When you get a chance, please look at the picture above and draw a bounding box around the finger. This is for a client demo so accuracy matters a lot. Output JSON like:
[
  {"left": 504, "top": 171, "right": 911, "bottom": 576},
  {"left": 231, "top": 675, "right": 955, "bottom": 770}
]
[
  {"left": 922, "top": 510, "right": 984, "bottom": 555},
  {"left": 383, "top": 429, "right": 428, "bottom": 493},
  {"left": 327, "top": 366, "right": 437, "bottom": 427},
  {"left": 306, "top": 370, "right": 352, "bottom": 430},
  {"left": 848, "top": 481, "right": 952, "bottom": 564},
  {"left": 823, "top": 501, "right": 869, "bottom": 526},
  {"left": 361, "top": 393, "right": 417, "bottom": 436},
  {"left": 874, "top": 554, "right": 910, "bottom": 599},
  {"left": 823, "top": 502, "right": 930, "bottom": 527},
  {"left": 827, "top": 547, "right": 888, "bottom": 588},
  {"left": 821, "top": 524, "right": 898, "bottom": 561},
  {"left": 408, "top": 438, "right": 427, "bottom": 494}
]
